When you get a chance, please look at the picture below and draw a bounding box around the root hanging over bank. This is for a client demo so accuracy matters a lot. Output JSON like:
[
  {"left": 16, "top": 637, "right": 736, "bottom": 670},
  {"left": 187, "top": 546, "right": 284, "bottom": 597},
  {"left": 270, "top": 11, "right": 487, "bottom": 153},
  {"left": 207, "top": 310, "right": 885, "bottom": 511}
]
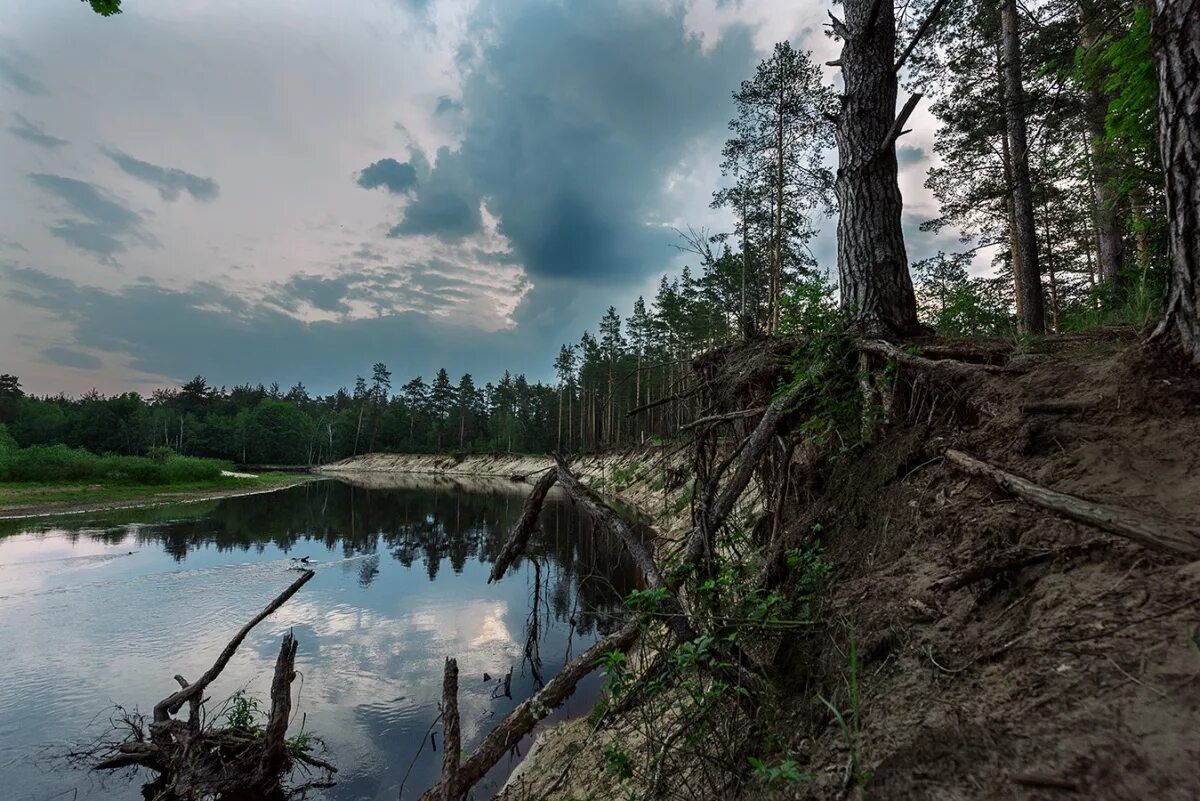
[{"left": 76, "top": 569, "right": 335, "bottom": 800}]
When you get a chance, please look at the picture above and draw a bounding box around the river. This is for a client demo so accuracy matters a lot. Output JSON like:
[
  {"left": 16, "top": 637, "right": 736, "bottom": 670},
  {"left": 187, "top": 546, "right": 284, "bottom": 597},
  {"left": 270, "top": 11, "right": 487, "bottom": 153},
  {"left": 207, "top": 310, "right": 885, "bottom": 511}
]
[{"left": 0, "top": 476, "right": 639, "bottom": 801}]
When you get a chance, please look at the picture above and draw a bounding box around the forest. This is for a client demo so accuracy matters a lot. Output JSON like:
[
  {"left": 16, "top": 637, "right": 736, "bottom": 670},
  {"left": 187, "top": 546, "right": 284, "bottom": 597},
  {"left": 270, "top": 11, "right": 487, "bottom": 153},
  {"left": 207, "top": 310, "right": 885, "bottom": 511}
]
[{"left": 9, "top": 0, "right": 1196, "bottom": 470}]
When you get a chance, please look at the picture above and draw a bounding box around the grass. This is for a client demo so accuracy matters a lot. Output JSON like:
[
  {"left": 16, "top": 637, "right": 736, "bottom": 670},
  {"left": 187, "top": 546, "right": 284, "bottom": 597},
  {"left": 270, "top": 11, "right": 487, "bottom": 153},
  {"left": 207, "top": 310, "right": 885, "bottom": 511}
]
[{"left": 0, "top": 468, "right": 306, "bottom": 516}]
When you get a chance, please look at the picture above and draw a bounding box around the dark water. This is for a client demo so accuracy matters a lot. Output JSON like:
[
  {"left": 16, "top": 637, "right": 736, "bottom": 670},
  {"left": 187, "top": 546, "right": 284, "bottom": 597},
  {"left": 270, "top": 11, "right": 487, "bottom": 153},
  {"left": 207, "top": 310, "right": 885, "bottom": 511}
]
[{"left": 0, "top": 477, "right": 639, "bottom": 801}]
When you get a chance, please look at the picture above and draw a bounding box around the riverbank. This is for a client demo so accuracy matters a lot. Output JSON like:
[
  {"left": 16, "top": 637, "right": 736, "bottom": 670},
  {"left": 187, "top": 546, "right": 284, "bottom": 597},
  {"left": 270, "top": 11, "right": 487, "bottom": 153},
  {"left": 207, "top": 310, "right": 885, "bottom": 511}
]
[{"left": 0, "top": 471, "right": 314, "bottom": 520}]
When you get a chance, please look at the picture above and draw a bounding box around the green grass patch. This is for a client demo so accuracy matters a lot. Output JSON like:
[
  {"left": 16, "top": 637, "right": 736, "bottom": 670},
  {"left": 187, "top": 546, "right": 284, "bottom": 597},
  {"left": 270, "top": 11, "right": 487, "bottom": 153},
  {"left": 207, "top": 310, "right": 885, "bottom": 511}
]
[{"left": 0, "top": 444, "right": 231, "bottom": 485}]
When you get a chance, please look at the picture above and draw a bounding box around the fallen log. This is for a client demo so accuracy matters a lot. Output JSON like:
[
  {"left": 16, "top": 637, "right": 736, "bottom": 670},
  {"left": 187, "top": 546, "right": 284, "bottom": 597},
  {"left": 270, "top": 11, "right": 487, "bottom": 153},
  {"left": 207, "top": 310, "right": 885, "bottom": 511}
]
[
  {"left": 416, "top": 621, "right": 640, "bottom": 801},
  {"left": 945, "top": 449, "right": 1200, "bottom": 559},
  {"left": 489, "top": 467, "right": 559, "bottom": 583}
]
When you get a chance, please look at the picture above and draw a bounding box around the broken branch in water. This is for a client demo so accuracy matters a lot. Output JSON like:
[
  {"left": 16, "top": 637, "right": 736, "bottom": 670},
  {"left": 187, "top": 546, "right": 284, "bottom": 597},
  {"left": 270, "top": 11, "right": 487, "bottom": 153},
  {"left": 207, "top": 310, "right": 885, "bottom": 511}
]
[
  {"left": 945, "top": 449, "right": 1200, "bottom": 559},
  {"left": 416, "top": 621, "right": 640, "bottom": 801},
  {"left": 154, "top": 569, "right": 315, "bottom": 724},
  {"left": 489, "top": 467, "right": 559, "bottom": 583}
]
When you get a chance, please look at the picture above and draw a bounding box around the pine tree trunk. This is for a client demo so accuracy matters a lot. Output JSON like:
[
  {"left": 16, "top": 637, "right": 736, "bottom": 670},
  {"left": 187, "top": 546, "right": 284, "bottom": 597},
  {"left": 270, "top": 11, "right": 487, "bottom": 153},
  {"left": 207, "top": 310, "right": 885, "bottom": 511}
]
[
  {"left": 833, "top": 0, "right": 921, "bottom": 337},
  {"left": 1001, "top": 0, "right": 1046, "bottom": 333},
  {"left": 1152, "top": 0, "right": 1200, "bottom": 361},
  {"left": 999, "top": 120, "right": 1026, "bottom": 321},
  {"left": 772, "top": 83, "right": 785, "bottom": 333},
  {"left": 1080, "top": 0, "right": 1126, "bottom": 285}
]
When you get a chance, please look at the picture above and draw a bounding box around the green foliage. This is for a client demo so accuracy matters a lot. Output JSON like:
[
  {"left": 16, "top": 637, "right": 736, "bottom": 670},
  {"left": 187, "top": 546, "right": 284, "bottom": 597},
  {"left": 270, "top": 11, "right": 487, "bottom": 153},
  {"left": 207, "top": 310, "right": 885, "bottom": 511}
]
[
  {"left": 748, "top": 756, "right": 815, "bottom": 789},
  {"left": 819, "top": 629, "right": 865, "bottom": 797},
  {"left": 912, "top": 253, "right": 1014, "bottom": 336},
  {"left": 84, "top": 0, "right": 122, "bottom": 15},
  {"left": 226, "top": 690, "right": 264, "bottom": 735},
  {"left": 0, "top": 423, "right": 17, "bottom": 452},
  {"left": 0, "top": 444, "right": 226, "bottom": 485}
]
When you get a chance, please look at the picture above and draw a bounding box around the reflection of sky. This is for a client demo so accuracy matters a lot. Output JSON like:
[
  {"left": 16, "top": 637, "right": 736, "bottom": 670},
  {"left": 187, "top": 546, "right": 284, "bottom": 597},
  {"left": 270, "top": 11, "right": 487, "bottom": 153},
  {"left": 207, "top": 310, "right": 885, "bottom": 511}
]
[{"left": 0, "top": 483, "right": 622, "bottom": 801}]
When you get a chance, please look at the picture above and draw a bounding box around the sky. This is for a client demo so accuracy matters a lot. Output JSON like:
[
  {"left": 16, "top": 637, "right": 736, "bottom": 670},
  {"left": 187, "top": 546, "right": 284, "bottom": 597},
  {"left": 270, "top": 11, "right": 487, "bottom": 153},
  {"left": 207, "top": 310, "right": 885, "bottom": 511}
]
[{"left": 1, "top": 0, "right": 953, "bottom": 396}]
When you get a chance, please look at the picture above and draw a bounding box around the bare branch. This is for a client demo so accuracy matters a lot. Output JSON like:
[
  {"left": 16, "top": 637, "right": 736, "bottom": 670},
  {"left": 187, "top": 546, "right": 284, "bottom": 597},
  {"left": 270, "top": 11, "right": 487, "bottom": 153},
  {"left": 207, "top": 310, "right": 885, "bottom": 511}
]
[{"left": 488, "top": 467, "right": 559, "bottom": 582}]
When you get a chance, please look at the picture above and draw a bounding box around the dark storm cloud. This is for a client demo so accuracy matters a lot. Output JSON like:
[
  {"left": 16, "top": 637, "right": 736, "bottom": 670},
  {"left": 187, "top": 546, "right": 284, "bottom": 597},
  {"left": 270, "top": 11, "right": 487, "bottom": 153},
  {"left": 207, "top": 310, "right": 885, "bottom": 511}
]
[
  {"left": 104, "top": 149, "right": 219, "bottom": 202},
  {"left": 42, "top": 347, "right": 102, "bottom": 370},
  {"left": 8, "top": 113, "right": 68, "bottom": 148},
  {"left": 356, "top": 157, "right": 419, "bottom": 194},
  {"left": 896, "top": 144, "right": 926, "bottom": 166},
  {"left": 389, "top": 0, "right": 758, "bottom": 287},
  {"left": 0, "top": 51, "right": 47, "bottom": 95},
  {"left": 5, "top": 266, "right": 546, "bottom": 390},
  {"left": 27, "top": 173, "right": 155, "bottom": 262},
  {"left": 276, "top": 273, "right": 353, "bottom": 312}
]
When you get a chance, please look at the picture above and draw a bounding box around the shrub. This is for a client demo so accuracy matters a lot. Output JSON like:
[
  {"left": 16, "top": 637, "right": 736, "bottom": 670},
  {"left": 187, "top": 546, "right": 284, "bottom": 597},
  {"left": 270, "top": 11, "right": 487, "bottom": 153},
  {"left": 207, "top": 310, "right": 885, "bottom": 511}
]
[{"left": 0, "top": 444, "right": 226, "bottom": 484}]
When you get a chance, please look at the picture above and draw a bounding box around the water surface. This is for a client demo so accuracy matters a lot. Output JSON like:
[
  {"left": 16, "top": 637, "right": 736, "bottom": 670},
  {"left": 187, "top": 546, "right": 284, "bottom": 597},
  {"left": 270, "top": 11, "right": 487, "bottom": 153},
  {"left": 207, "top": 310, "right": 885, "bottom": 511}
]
[{"left": 0, "top": 476, "right": 638, "bottom": 801}]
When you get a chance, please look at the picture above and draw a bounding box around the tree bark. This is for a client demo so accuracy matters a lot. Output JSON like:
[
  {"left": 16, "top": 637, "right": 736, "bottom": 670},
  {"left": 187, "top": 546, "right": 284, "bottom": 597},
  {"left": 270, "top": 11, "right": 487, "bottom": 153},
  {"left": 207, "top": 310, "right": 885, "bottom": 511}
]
[
  {"left": 1080, "top": 0, "right": 1127, "bottom": 286},
  {"left": 1001, "top": 0, "right": 1046, "bottom": 333},
  {"left": 489, "top": 467, "right": 558, "bottom": 583},
  {"left": 833, "top": 0, "right": 922, "bottom": 336},
  {"left": 1151, "top": 0, "right": 1200, "bottom": 362}
]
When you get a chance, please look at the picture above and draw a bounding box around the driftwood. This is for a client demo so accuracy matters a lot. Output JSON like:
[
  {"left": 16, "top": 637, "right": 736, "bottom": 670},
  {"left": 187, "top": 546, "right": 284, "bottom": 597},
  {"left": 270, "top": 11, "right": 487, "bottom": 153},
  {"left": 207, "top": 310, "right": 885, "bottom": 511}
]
[
  {"left": 945, "top": 449, "right": 1200, "bottom": 559},
  {"left": 858, "top": 339, "right": 1021, "bottom": 377},
  {"left": 929, "top": 542, "right": 1108, "bottom": 591},
  {"left": 416, "top": 621, "right": 640, "bottom": 801},
  {"left": 90, "top": 570, "right": 333, "bottom": 799},
  {"left": 440, "top": 658, "right": 461, "bottom": 801},
  {"left": 489, "top": 467, "right": 559, "bottom": 582}
]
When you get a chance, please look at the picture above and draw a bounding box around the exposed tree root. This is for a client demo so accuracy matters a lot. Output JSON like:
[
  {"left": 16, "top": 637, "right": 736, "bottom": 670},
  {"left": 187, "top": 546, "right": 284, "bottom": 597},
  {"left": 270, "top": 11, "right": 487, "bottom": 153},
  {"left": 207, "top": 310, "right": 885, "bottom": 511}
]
[{"left": 945, "top": 448, "right": 1200, "bottom": 558}]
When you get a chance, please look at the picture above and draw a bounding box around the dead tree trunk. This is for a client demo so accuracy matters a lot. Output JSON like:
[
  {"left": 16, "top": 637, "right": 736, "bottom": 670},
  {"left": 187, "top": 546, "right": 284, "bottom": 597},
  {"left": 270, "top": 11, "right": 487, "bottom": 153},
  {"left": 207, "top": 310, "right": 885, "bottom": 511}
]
[
  {"left": 1001, "top": 0, "right": 1047, "bottom": 333},
  {"left": 1151, "top": 0, "right": 1200, "bottom": 362},
  {"left": 831, "top": 0, "right": 922, "bottom": 337}
]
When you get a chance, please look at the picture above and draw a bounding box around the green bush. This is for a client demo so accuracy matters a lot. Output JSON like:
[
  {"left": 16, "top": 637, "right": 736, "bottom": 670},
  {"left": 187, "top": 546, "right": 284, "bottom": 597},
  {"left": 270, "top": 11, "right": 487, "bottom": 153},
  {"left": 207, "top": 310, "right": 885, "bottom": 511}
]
[{"left": 0, "top": 444, "right": 227, "bottom": 485}]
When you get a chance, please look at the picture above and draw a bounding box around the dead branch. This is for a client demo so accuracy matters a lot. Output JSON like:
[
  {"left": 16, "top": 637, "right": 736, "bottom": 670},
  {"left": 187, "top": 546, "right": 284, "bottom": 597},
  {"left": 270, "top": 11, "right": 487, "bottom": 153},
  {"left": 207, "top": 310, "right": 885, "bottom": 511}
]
[
  {"left": 929, "top": 542, "right": 1108, "bottom": 591},
  {"left": 857, "top": 339, "right": 1021, "bottom": 377},
  {"left": 680, "top": 406, "right": 767, "bottom": 431},
  {"left": 416, "top": 621, "right": 640, "bottom": 801},
  {"left": 441, "top": 658, "right": 461, "bottom": 801},
  {"left": 945, "top": 449, "right": 1200, "bottom": 559},
  {"left": 154, "top": 570, "right": 315, "bottom": 724},
  {"left": 626, "top": 389, "right": 695, "bottom": 418},
  {"left": 489, "top": 468, "right": 559, "bottom": 583}
]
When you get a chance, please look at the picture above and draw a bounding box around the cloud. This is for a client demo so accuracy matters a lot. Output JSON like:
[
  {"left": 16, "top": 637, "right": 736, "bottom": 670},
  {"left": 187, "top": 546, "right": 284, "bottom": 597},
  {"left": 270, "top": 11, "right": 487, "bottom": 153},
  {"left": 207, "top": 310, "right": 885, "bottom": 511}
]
[
  {"left": 42, "top": 347, "right": 102, "bottom": 370},
  {"left": 104, "top": 149, "right": 219, "bottom": 202},
  {"left": 27, "top": 173, "right": 156, "bottom": 262},
  {"left": 0, "top": 51, "right": 47, "bottom": 95},
  {"left": 356, "top": 157, "right": 419, "bottom": 194},
  {"left": 8, "top": 113, "right": 68, "bottom": 148},
  {"left": 5, "top": 266, "right": 551, "bottom": 390},
  {"left": 434, "top": 95, "right": 463, "bottom": 115},
  {"left": 385, "top": 0, "right": 757, "bottom": 292}
]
